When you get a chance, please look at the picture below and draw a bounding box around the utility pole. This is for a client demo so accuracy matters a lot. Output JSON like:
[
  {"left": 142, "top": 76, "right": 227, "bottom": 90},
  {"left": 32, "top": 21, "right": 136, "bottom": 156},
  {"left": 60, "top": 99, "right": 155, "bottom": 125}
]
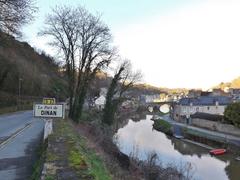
[{"left": 18, "top": 78, "right": 23, "bottom": 110}]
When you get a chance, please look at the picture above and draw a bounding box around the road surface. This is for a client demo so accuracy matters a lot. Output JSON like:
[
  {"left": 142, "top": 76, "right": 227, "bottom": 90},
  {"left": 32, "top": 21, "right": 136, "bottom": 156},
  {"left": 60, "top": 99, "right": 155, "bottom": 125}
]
[{"left": 0, "top": 111, "right": 44, "bottom": 180}]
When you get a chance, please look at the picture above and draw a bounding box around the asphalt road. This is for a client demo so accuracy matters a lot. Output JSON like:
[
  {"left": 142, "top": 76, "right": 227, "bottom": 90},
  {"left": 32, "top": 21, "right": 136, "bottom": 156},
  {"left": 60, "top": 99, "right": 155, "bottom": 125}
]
[{"left": 0, "top": 111, "right": 44, "bottom": 180}]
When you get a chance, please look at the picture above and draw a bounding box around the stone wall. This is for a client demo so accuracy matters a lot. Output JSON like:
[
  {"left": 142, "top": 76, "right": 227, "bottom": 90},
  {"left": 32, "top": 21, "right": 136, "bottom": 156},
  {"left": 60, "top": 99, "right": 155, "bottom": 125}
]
[{"left": 192, "top": 118, "right": 240, "bottom": 137}]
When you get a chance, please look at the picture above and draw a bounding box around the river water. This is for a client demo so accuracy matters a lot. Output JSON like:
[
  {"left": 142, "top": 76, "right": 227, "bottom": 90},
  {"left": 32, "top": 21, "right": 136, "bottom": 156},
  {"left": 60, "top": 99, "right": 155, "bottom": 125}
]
[{"left": 114, "top": 115, "right": 240, "bottom": 180}]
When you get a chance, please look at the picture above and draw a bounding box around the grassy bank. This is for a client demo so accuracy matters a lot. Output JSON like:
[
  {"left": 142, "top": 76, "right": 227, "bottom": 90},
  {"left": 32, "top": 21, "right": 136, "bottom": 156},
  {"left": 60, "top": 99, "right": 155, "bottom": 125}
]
[
  {"left": 153, "top": 119, "right": 173, "bottom": 135},
  {"left": 42, "top": 118, "right": 111, "bottom": 180}
]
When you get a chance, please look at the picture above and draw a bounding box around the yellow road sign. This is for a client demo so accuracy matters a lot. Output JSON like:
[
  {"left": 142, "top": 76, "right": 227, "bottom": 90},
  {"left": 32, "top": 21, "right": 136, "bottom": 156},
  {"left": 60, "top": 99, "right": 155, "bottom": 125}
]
[{"left": 43, "top": 98, "right": 56, "bottom": 105}]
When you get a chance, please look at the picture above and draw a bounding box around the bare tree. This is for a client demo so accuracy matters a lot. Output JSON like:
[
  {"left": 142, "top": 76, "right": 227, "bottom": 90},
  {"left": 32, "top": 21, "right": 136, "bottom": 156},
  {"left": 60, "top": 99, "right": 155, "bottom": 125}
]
[
  {"left": 40, "top": 6, "right": 79, "bottom": 117},
  {"left": 102, "top": 60, "right": 142, "bottom": 125},
  {"left": 0, "top": 0, "right": 37, "bottom": 36},
  {"left": 40, "top": 6, "right": 115, "bottom": 122}
]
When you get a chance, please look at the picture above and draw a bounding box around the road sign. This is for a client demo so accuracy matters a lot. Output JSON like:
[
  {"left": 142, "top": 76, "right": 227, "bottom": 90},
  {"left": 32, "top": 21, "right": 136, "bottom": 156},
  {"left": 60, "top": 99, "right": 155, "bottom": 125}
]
[
  {"left": 34, "top": 104, "right": 65, "bottom": 118},
  {"left": 42, "top": 98, "right": 56, "bottom": 105}
]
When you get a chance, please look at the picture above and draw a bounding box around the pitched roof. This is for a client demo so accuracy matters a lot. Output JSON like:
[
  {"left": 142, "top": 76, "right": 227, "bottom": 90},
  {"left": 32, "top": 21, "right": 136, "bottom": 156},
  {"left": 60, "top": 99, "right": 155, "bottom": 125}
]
[{"left": 178, "top": 96, "right": 231, "bottom": 106}]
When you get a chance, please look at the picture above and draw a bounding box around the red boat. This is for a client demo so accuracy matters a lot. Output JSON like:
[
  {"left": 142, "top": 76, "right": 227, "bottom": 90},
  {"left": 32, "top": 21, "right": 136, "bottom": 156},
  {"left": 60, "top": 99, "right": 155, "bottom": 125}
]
[{"left": 210, "top": 149, "right": 226, "bottom": 155}]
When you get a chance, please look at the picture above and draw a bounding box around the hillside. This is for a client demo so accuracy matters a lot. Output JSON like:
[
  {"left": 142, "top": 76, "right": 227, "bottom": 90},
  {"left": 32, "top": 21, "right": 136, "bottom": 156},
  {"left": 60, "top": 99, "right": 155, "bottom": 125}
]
[
  {"left": 0, "top": 32, "right": 67, "bottom": 108},
  {"left": 215, "top": 76, "right": 240, "bottom": 90}
]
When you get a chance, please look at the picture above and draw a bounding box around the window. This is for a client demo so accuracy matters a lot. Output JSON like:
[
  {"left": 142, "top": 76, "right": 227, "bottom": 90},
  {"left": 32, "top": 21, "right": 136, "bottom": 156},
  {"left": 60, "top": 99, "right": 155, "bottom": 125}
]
[
  {"left": 190, "top": 107, "right": 194, "bottom": 113},
  {"left": 183, "top": 107, "right": 186, "bottom": 113}
]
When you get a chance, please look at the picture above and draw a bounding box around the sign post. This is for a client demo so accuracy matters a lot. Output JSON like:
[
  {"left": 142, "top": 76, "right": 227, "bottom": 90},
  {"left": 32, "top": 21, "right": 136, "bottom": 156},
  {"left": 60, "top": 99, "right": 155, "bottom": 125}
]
[
  {"left": 33, "top": 98, "right": 65, "bottom": 140},
  {"left": 34, "top": 104, "right": 65, "bottom": 118}
]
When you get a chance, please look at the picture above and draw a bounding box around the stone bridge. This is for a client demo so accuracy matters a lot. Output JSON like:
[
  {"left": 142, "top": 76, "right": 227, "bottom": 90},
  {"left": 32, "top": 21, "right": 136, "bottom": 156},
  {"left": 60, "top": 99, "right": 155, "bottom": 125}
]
[{"left": 145, "top": 101, "right": 175, "bottom": 112}]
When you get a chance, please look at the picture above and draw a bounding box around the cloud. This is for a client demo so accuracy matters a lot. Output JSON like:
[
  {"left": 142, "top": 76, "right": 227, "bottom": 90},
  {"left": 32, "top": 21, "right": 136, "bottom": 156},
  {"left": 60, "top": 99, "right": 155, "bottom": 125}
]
[{"left": 114, "top": 0, "right": 240, "bottom": 89}]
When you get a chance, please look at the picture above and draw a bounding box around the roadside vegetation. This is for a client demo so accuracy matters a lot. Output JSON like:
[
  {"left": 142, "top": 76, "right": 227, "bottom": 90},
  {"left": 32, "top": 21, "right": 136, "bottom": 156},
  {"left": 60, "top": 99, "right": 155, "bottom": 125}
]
[
  {"left": 31, "top": 141, "right": 48, "bottom": 180},
  {"left": 130, "top": 151, "right": 195, "bottom": 180},
  {"left": 42, "top": 119, "right": 111, "bottom": 180}
]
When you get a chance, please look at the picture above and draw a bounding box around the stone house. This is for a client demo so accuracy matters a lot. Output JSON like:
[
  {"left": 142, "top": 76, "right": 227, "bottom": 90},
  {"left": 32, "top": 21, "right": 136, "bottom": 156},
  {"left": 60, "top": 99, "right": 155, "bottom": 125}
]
[{"left": 173, "top": 96, "right": 231, "bottom": 123}]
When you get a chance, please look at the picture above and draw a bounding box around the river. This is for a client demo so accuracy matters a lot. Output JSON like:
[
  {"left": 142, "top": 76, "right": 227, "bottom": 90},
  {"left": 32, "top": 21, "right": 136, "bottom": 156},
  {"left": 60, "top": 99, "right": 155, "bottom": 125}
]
[{"left": 114, "top": 115, "right": 240, "bottom": 180}]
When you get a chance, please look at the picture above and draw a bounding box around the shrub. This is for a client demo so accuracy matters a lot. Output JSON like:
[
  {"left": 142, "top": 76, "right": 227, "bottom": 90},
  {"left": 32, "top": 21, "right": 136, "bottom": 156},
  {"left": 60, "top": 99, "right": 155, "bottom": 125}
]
[{"left": 224, "top": 102, "right": 240, "bottom": 128}]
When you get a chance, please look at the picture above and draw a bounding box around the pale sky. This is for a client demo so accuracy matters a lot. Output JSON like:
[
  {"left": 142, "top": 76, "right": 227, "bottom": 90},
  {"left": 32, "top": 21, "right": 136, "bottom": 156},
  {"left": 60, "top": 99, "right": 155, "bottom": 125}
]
[{"left": 22, "top": 0, "right": 240, "bottom": 89}]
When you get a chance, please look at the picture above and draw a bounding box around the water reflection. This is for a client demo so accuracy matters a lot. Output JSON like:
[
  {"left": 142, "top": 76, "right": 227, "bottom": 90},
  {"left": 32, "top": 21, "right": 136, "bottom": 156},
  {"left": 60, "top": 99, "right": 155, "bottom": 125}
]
[{"left": 114, "top": 115, "right": 239, "bottom": 180}]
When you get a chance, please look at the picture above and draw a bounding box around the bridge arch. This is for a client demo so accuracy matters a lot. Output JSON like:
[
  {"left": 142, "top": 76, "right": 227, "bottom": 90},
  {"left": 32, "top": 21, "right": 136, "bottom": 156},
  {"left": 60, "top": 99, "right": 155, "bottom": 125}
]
[{"left": 146, "top": 101, "right": 174, "bottom": 113}]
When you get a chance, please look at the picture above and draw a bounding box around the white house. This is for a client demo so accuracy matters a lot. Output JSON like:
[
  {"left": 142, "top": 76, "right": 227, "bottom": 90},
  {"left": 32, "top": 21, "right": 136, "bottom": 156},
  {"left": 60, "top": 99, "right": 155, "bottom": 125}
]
[{"left": 95, "top": 95, "right": 106, "bottom": 110}]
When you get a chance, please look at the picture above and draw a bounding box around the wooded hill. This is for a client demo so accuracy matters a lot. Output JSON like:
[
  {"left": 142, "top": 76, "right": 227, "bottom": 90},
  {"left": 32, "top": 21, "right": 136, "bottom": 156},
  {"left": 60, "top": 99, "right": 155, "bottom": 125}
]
[{"left": 0, "top": 32, "right": 67, "bottom": 107}]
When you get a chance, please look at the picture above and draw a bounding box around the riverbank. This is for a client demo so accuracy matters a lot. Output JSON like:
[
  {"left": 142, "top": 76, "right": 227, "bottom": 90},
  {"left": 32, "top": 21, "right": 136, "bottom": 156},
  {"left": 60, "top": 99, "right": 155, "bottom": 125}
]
[
  {"left": 77, "top": 112, "right": 195, "bottom": 180},
  {"left": 161, "top": 114, "right": 240, "bottom": 148},
  {"left": 152, "top": 118, "right": 222, "bottom": 150}
]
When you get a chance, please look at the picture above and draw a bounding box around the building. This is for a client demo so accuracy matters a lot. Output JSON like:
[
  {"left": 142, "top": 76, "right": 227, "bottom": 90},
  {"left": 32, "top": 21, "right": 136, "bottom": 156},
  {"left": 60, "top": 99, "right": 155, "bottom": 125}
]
[
  {"left": 187, "top": 89, "right": 230, "bottom": 98},
  {"left": 95, "top": 95, "right": 106, "bottom": 110},
  {"left": 229, "top": 88, "right": 240, "bottom": 101},
  {"left": 187, "top": 89, "right": 202, "bottom": 98},
  {"left": 140, "top": 94, "right": 161, "bottom": 104},
  {"left": 208, "top": 88, "right": 229, "bottom": 97},
  {"left": 173, "top": 96, "right": 231, "bottom": 123}
]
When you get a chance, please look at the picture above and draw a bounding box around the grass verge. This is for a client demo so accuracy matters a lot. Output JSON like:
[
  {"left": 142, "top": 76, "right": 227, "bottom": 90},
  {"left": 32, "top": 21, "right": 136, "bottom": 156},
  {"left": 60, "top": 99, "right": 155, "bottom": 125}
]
[
  {"left": 42, "top": 118, "right": 111, "bottom": 180},
  {"left": 31, "top": 141, "right": 47, "bottom": 180}
]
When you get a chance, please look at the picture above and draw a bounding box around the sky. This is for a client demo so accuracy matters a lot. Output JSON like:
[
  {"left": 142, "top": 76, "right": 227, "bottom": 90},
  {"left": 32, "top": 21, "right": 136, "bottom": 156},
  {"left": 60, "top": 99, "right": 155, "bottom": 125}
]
[{"left": 22, "top": 0, "right": 240, "bottom": 89}]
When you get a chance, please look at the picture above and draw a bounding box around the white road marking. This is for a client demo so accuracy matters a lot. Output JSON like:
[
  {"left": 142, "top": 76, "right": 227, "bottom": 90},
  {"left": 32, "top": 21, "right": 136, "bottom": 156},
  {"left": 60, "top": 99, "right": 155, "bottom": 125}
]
[{"left": 0, "top": 122, "right": 33, "bottom": 151}]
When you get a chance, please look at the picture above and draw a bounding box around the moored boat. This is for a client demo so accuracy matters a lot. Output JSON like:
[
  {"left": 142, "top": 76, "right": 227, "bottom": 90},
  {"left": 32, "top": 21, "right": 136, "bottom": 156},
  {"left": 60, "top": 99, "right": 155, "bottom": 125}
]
[
  {"left": 173, "top": 134, "right": 184, "bottom": 139},
  {"left": 209, "top": 149, "right": 226, "bottom": 155}
]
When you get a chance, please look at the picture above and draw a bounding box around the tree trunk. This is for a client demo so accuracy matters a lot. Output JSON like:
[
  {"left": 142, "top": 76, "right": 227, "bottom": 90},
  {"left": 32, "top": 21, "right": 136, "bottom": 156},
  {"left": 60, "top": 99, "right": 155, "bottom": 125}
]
[{"left": 72, "top": 85, "right": 88, "bottom": 122}]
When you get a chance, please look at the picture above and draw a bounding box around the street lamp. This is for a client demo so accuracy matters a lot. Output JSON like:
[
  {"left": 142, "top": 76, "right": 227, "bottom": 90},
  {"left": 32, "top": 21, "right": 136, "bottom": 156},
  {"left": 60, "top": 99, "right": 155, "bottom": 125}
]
[{"left": 18, "top": 78, "right": 23, "bottom": 109}]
